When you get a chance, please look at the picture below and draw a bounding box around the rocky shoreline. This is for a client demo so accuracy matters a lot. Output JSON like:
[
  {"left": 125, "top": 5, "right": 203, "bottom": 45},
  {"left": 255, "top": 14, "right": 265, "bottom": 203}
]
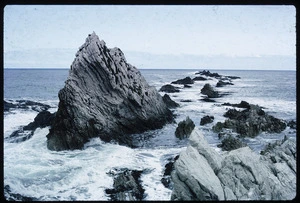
[{"left": 4, "top": 35, "right": 296, "bottom": 201}]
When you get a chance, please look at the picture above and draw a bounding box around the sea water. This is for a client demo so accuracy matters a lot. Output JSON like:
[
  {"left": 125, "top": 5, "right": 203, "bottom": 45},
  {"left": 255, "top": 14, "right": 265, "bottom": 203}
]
[{"left": 3, "top": 68, "right": 296, "bottom": 200}]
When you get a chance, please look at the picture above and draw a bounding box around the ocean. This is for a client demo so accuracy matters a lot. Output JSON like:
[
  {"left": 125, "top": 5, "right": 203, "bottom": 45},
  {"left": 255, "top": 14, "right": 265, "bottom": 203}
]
[{"left": 3, "top": 68, "right": 296, "bottom": 200}]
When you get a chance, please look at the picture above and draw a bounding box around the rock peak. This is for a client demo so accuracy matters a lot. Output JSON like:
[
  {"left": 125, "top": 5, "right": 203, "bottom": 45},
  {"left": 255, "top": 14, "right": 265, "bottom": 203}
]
[{"left": 47, "top": 33, "right": 173, "bottom": 151}]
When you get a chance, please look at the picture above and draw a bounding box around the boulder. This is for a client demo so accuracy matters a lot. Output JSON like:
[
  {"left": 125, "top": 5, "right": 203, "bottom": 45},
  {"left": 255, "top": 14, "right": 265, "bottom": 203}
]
[
  {"left": 217, "top": 134, "right": 246, "bottom": 151},
  {"left": 171, "top": 129, "right": 296, "bottom": 200},
  {"left": 162, "top": 94, "right": 179, "bottom": 108},
  {"left": 171, "top": 77, "right": 194, "bottom": 85},
  {"left": 287, "top": 120, "right": 296, "bottom": 129},
  {"left": 105, "top": 168, "right": 145, "bottom": 201},
  {"left": 201, "top": 83, "right": 220, "bottom": 98},
  {"left": 47, "top": 32, "right": 173, "bottom": 151},
  {"left": 192, "top": 76, "right": 207, "bottom": 81},
  {"left": 159, "top": 84, "right": 180, "bottom": 93},
  {"left": 200, "top": 115, "right": 214, "bottom": 125},
  {"left": 161, "top": 155, "right": 179, "bottom": 189},
  {"left": 175, "top": 117, "right": 195, "bottom": 139}
]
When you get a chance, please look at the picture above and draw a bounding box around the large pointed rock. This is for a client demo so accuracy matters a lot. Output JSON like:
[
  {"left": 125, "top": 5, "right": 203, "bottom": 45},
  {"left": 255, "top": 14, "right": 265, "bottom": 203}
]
[{"left": 47, "top": 32, "right": 173, "bottom": 151}]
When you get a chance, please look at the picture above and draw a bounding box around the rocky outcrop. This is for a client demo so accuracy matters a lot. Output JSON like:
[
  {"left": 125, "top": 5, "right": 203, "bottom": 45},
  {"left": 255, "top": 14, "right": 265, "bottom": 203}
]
[
  {"left": 216, "top": 80, "right": 233, "bottom": 87},
  {"left": 105, "top": 168, "right": 145, "bottom": 201},
  {"left": 201, "top": 83, "right": 220, "bottom": 98},
  {"left": 175, "top": 117, "right": 195, "bottom": 139},
  {"left": 6, "top": 110, "right": 55, "bottom": 143},
  {"left": 47, "top": 32, "right": 173, "bottom": 151},
  {"left": 217, "top": 134, "right": 246, "bottom": 151},
  {"left": 171, "top": 77, "right": 194, "bottom": 85},
  {"left": 213, "top": 104, "right": 286, "bottom": 137},
  {"left": 192, "top": 76, "right": 207, "bottom": 81},
  {"left": 161, "top": 155, "right": 179, "bottom": 189},
  {"left": 159, "top": 84, "right": 180, "bottom": 93},
  {"left": 162, "top": 94, "right": 179, "bottom": 108},
  {"left": 4, "top": 100, "right": 51, "bottom": 112},
  {"left": 222, "top": 100, "right": 251, "bottom": 109},
  {"left": 171, "top": 129, "right": 296, "bottom": 200},
  {"left": 200, "top": 115, "right": 214, "bottom": 125}
]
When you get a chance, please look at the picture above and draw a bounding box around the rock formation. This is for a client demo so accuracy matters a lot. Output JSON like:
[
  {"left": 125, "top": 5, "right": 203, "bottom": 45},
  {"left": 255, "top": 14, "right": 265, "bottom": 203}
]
[
  {"left": 162, "top": 94, "right": 179, "bottom": 108},
  {"left": 200, "top": 115, "right": 214, "bottom": 125},
  {"left": 201, "top": 83, "right": 220, "bottom": 98},
  {"left": 105, "top": 168, "right": 145, "bottom": 201},
  {"left": 47, "top": 32, "right": 173, "bottom": 151},
  {"left": 171, "top": 77, "right": 194, "bottom": 85},
  {"left": 171, "top": 129, "right": 296, "bottom": 200},
  {"left": 159, "top": 84, "right": 180, "bottom": 93},
  {"left": 175, "top": 117, "right": 195, "bottom": 139},
  {"left": 213, "top": 104, "right": 286, "bottom": 137}
]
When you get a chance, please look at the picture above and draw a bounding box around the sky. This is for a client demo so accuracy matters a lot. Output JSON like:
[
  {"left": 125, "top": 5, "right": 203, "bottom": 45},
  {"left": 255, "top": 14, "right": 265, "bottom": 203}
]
[{"left": 3, "top": 5, "right": 296, "bottom": 70}]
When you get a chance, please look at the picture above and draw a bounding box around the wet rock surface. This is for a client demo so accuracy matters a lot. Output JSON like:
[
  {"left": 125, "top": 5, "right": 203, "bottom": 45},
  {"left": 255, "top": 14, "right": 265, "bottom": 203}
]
[
  {"left": 213, "top": 103, "right": 286, "bottom": 137},
  {"left": 161, "top": 155, "right": 179, "bottom": 189},
  {"left": 200, "top": 115, "right": 214, "bottom": 125},
  {"left": 171, "top": 129, "right": 296, "bottom": 200},
  {"left": 46, "top": 32, "right": 173, "bottom": 151},
  {"left": 217, "top": 134, "right": 247, "bottom": 151},
  {"left": 171, "top": 76, "right": 194, "bottom": 85},
  {"left": 105, "top": 168, "right": 145, "bottom": 201},
  {"left": 4, "top": 100, "right": 51, "bottom": 112},
  {"left": 6, "top": 110, "right": 55, "bottom": 143},
  {"left": 159, "top": 84, "right": 180, "bottom": 93},
  {"left": 162, "top": 94, "right": 179, "bottom": 108},
  {"left": 201, "top": 83, "right": 220, "bottom": 98},
  {"left": 175, "top": 116, "right": 195, "bottom": 139}
]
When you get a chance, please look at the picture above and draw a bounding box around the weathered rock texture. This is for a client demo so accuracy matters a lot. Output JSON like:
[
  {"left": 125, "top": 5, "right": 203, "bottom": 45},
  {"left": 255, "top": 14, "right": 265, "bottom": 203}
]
[
  {"left": 213, "top": 104, "right": 286, "bottom": 137},
  {"left": 47, "top": 32, "right": 173, "bottom": 151},
  {"left": 175, "top": 116, "right": 195, "bottom": 139},
  {"left": 171, "top": 129, "right": 296, "bottom": 200}
]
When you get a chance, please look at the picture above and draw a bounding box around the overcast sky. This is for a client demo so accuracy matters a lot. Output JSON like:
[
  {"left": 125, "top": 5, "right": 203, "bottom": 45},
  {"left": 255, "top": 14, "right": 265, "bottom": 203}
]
[{"left": 3, "top": 5, "right": 296, "bottom": 69}]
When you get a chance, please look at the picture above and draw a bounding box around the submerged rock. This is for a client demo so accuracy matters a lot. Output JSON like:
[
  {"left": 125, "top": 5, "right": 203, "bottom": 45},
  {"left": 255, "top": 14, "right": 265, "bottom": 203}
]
[
  {"left": 171, "top": 129, "right": 296, "bottom": 200},
  {"left": 105, "top": 168, "right": 145, "bottom": 201},
  {"left": 222, "top": 101, "right": 251, "bottom": 109},
  {"left": 159, "top": 84, "right": 180, "bottom": 93},
  {"left": 162, "top": 94, "right": 179, "bottom": 108},
  {"left": 175, "top": 116, "right": 195, "bottom": 139},
  {"left": 192, "top": 76, "right": 207, "bottom": 81},
  {"left": 47, "top": 32, "right": 173, "bottom": 151}
]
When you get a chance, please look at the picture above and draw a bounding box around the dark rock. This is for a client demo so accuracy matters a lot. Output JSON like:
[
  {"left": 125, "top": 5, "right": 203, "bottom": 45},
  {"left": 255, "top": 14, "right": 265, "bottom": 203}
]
[
  {"left": 159, "top": 84, "right": 180, "bottom": 93},
  {"left": 4, "top": 185, "right": 38, "bottom": 201},
  {"left": 46, "top": 32, "right": 173, "bottom": 151},
  {"left": 200, "top": 115, "right": 214, "bottom": 125},
  {"left": 200, "top": 97, "right": 216, "bottom": 102},
  {"left": 162, "top": 94, "right": 180, "bottom": 108},
  {"left": 180, "top": 99, "right": 192, "bottom": 102},
  {"left": 192, "top": 76, "right": 207, "bottom": 81},
  {"left": 105, "top": 168, "right": 145, "bottom": 201},
  {"left": 4, "top": 100, "right": 51, "bottom": 112},
  {"left": 175, "top": 116, "right": 195, "bottom": 139},
  {"left": 197, "top": 70, "right": 222, "bottom": 78},
  {"left": 227, "top": 75, "right": 241, "bottom": 80},
  {"left": 217, "top": 135, "right": 246, "bottom": 151},
  {"left": 6, "top": 110, "right": 55, "bottom": 143},
  {"left": 171, "top": 77, "right": 194, "bottom": 85},
  {"left": 201, "top": 83, "right": 220, "bottom": 98},
  {"left": 184, "top": 84, "right": 192, "bottom": 88},
  {"left": 287, "top": 120, "right": 296, "bottom": 129},
  {"left": 222, "top": 101, "right": 251, "bottom": 109},
  {"left": 161, "top": 155, "right": 179, "bottom": 189},
  {"left": 24, "top": 110, "right": 56, "bottom": 131},
  {"left": 213, "top": 104, "right": 286, "bottom": 137},
  {"left": 216, "top": 80, "right": 233, "bottom": 87}
]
